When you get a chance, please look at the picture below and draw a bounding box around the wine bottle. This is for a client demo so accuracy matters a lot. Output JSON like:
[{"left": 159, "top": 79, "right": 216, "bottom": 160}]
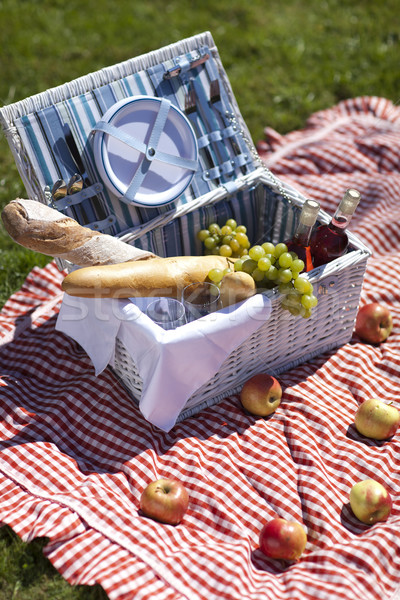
[
  {"left": 285, "top": 199, "right": 320, "bottom": 272},
  {"left": 309, "top": 189, "right": 361, "bottom": 267}
]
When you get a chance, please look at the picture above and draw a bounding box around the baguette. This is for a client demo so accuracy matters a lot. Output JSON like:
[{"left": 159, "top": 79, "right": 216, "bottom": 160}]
[
  {"left": 61, "top": 255, "right": 234, "bottom": 298},
  {"left": 1, "top": 199, "right": 156, "bottom": 265}
]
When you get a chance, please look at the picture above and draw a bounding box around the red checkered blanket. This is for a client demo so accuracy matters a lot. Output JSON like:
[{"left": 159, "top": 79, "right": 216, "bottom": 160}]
[{"left": 1, "top": 96, "right": 399, "bottom": 600}]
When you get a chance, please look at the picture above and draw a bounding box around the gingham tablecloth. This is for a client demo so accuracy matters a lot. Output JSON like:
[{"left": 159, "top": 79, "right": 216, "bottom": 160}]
[{"left": 1, "top": 96, "right": 400, "bottom": 600}]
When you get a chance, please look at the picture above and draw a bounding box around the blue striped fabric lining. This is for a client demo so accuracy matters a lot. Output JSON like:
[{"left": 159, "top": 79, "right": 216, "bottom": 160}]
[
  {"left": 14, "top": 45, "right": 256, "bottom": 237},
  {"left": 128, "top": 184, "right": 299, "bottom": 260}
]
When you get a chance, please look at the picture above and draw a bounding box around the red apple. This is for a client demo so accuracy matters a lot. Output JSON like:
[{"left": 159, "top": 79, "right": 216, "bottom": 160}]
[
  {"left": 349, "top": 479, "right": 392, "bottom": 524},
  {"left": 355, "top": 303, "right": 393, "bottom": 344},
  {"left": 355, "top": 398, "right": 400, "bottom": 440},
  {"left": 140, "top": 478, "right": 189, "bottom": 525},
  {"left": 259, "top": 517, "right": 307, "bottom": 561},
  {"left": 240, "top": 373, "right": 282, "bottom": 417}
]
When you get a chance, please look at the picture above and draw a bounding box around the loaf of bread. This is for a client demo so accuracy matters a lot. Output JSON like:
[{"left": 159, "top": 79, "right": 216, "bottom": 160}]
[
  {"left": 62, "top": 255, "right": 234, "bottom": 298},
  {"left": 1, "top": 199, "right": 156, "bottom": 265}
]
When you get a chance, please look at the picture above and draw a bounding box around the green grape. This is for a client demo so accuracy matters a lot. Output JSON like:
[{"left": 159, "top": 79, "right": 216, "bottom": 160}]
[
  {"left": 249, "top": 245, "right": 265, "bottom": 261},
  {"left": 220, "top": 225, "right": 233, "bottom": 236},
  {"left": 238, "top": 248, "right": 249, "bottom": 257},
  {"left": 235, "top": 225, "right": 247, "bottom": 234},
  {"left": 208, "top": 223, "right": 221, "bottom": 236},
  {"left": 252, "top": 268, "right": 265, "bottom": 282},
  {"left": 197, "top": 229, "right": 210, "bottom": 242},
  {"left": 238, "top": 233, "right": 251, "bottom": 248},
  {"left": 257, "top": 257, "right": 272, "bottom": 271},
  {"left": 219, "top": 244, "right": 233, "bottom": 257},
  {"left": 204, "top": 236, "right": 217, "bottom": 249},
  {"left": 208, "top": 268, "right": 225, "bottom": 284},
  {"left": 265, "top": 265, "right": 279, "bottom": 281},
  {"left": 274, "top": 243, "right": 288, "bottom": 258},
  {"left": 285, "top": 293, "right": 302, "bottom": 307},
  {"left": 223, "top": 267, "right": 232, "bottom": 275},
  {"left": 292, "top": 258, "right": 305, "bottom": 273},
  {"left": 211, "top": 246, "right": 221, "bottom": 255},
  {"left": 301, "top": 294, "right": 318, "bottom": 309},
  {"left": 262, "top": 242, "right": 275, "bottom": 255},
  {"left": 278, "top": 252, "right": 293, "bottom": 269},
  {"left": 225, "top": 218, "right": 237, "bottom": 230},
  {"left": 222, "top": 235, "right": 233, "bottom": 245},
  {"left": 293, "top": 276, "right": 313, "bottom": 295},
  {"left": 301, "top": 308, "right": 313, "bottom": 319},
  {"left": 278, "top": 282, "right": 295, "bottom": 295},
  {"left": 230, "top": 238, "right": 241, "bottom": 253},
  {"left": 288, "top": 305, "right": 302, "bottom": 316},
  {"left": 242, "top": 259, "right": 258, "bottom": 274},
  {"left": 264, "top": 253, "right": 276, "bottom": 265},
  {"left": 281, "top": 298, "right": 292, "bottom": 311},
  {"left": 277, "top": 268, "right": 293, "bottom": 283},
  {"left": 234, "top": 259, "right": 244, "bottom": 271}
]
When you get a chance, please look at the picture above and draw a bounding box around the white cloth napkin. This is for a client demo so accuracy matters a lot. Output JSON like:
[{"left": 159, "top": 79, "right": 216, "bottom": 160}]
[{"left": 56, "top": 294, "right": 272, "bottom": 431}]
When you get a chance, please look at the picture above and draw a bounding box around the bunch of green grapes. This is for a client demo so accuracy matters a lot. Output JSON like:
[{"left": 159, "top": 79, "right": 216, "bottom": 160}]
[
  {"left": 197, "top": 218, "right": 250, "bottom": 258},
  {"left": 207, "top": 240, "right": 318, "bottom": 319}
]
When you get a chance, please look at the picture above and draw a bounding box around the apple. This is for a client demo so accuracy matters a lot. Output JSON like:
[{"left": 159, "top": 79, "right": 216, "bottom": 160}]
[
  {"left": 240, "top": 373, "right": 282, "bottom": 417},
  {"left": 354, "top": 398, "right": 400, "bottom": 440},
  {"left": 355, "top": 303, "right": 393, "bottom": 344},
  {"left": 349, "top": 479, "right": 392, "bottom": 524},
  {"left": 259, "top": 517, "right": 307, "bottom": 561},
  {"left": 140, "top": 478, "right": 189, "bottom": 525}
]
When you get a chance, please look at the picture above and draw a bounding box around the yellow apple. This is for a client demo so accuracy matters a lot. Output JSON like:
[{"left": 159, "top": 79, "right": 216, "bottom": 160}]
[
  {"left": 354, "top": 398, "right": 400, "bottom": 440},
  {"left": 349, "top": 479, "right": 392, "bottom": 524}
]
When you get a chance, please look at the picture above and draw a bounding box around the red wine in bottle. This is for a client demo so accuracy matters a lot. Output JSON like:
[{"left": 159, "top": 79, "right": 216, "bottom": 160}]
[
  {"left": 285, "top": 199, "right": 320, "bottom": 272},
  {"left": 310, "top": 189, "right": 361, "bottom": 267}
]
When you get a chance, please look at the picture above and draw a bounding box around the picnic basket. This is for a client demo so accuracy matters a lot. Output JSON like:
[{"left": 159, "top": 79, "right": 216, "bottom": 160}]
[{"left": 0, "top": 31, "right": 371, "bottom": 425}]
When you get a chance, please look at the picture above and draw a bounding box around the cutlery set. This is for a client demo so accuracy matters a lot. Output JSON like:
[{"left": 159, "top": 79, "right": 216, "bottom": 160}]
[
  {"left": 47, "top": 131, "right": 115, "bottom": 232},
  {"left": 184, "top": 77, "right": 248, "bottom": 184}
]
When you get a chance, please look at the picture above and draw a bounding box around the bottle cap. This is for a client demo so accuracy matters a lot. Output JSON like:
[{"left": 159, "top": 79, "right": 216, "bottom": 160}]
[
  {"left": 339, "top": 189, "right": 361, "bottom": 215},
  {"left": 300, "top": 199, "right": 320, "bottom": 227}
]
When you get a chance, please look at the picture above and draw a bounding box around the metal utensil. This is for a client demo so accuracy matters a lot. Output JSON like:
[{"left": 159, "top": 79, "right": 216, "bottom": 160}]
[
  {"left": 64, "top": 128, "right": 108, "bottom": 222},
  {"left": 190, "top": 78, "right": 231, "bottom": 174},
  {"left": 210, "top": 79, "right": 246, "bottom": 175},
  {"left": 51, "top": 179, "right": 68, "bottom": 201},
  {"left": 184, "top": 87, "right": 219, "bottom": 185},
  {"left": 67, "top": 173, "right": 83, "bottom": 195},
  {"left": 163, "top": 53, "right": 210, "bottom": 80}
]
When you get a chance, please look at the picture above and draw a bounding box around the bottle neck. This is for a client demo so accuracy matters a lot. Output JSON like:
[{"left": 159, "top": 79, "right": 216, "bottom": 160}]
[
  {"left": 331, "top": 189, "right": 361, "bottom": 231},
  {"left": 331, "top": 209, "right": 352, "bottom": 231},
  {"left": 293, "top": 222, "right": 314, "bottom": 247},
  {"left": 293, "top": 198, "right": 320, "bottom": 247}
]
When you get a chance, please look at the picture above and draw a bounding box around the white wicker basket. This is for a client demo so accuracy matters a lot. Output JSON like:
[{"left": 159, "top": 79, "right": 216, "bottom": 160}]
[
  {"left": 0, "top": 32, "right": 371, "bottom": 425},
  {"left": 111, "top": 168, "right": 371, "bottom": 422}
]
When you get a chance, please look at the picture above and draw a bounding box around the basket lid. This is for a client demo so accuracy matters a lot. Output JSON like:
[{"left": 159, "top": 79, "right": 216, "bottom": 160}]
[{"left": 1, "top": 32, "right": 259, "bottom": 235}]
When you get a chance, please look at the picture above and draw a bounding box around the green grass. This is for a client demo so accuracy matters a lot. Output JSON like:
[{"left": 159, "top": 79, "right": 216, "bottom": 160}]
[
  {"left": 0, "top": 0, "right": 399, "bottom": 596},
  {"left": 0, "top": 525, "right": 108, "bottom": 599}
]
